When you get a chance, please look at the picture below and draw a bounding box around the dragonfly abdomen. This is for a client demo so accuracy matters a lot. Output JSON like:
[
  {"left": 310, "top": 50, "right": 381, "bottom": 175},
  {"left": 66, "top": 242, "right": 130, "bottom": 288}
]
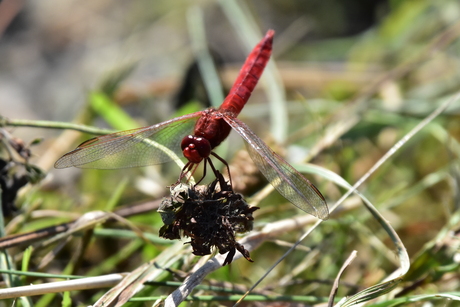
[{"left": 219, "top": 30, "right": 274, "bottom": 116}]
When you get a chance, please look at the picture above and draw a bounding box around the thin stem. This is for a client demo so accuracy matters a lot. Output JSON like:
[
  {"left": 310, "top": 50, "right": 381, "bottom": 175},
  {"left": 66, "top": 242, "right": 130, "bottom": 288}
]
[{"left": 0, "top": 117, "right": 114, "bottom": 135}]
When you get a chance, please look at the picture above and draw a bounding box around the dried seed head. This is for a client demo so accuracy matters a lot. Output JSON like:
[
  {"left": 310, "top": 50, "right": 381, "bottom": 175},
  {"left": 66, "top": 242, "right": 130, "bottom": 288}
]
[{"left": 158, "top": 172, "right": 259, "bottom": 265}]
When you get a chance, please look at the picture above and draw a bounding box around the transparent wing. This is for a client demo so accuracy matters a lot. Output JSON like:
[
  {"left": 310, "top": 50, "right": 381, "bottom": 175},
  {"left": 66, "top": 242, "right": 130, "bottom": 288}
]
[
  {"left": 223, "top": 114, "right": 329, "bottom": 220},
  {"left": 55, "top": 112, "right": 202, "bottom": 169}
]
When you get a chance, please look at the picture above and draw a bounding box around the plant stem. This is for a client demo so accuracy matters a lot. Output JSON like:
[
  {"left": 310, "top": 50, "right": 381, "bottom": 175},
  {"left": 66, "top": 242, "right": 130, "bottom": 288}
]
[{"left": 0, "top": 117, "right": 114, "bottom": 135}]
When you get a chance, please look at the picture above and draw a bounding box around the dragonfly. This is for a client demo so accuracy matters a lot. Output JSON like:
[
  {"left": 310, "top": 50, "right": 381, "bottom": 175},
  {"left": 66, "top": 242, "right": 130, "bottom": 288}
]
[{"left": 55, "top": 30, "right": 329, "bottom": 220}]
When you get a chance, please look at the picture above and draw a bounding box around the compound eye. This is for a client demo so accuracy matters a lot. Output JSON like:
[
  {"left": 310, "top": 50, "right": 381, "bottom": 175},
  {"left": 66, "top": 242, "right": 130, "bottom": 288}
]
[
  {"left": 181, "top": 135, "right": 195, "bottom": 151},
  {"left": 193, "top": 137, "right": 211, "bottom": 157},
  {"left": 181, "top": 135, "right": 211, "bottom": 163}
]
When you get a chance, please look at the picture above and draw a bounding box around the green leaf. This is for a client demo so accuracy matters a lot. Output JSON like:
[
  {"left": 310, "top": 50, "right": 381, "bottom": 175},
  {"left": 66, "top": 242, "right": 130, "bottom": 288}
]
[{"left": 89, "top": 92, "right": 139, "bottom": 131}]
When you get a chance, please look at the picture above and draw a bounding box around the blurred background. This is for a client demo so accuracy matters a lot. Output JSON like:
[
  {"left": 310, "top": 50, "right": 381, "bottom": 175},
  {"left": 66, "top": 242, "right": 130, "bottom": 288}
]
[{"left": 1, "top": 0, "right": 460, "bottom": 306}]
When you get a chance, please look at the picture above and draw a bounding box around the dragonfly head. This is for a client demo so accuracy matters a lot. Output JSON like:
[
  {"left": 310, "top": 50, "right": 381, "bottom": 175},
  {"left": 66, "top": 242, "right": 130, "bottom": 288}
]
[{"left": 181, "top": 135, "right": 212, "bottom": 164}]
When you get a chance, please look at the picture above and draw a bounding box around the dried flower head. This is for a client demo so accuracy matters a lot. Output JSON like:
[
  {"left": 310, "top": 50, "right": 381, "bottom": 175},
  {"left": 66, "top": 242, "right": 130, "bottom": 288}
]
[
  {"left": 0, "top": 131, "right": 45, "bottom": 217},
  {"left": 159, "top": 172, "right": 259, "bottom": 265}
]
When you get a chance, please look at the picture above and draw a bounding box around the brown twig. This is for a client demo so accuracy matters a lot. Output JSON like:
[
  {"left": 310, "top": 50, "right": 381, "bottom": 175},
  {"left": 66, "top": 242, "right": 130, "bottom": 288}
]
[
  {"left": 0, "top": 200, "right": 161, "bottom": 249},
  {"left": 328, "top": 250, "right": 358, "bottom": 307}
]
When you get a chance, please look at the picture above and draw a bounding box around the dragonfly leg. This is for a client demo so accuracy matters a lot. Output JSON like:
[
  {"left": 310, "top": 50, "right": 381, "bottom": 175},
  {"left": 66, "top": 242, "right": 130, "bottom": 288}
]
[
  {"left": 210, "top": 152, "right": 232, "bottom": 187},
  {"left": 178, "top": 162, "right": 195, "bottom": 184},
  {"left": 194, "top": 159, "right": 207, "bottom": 186}
]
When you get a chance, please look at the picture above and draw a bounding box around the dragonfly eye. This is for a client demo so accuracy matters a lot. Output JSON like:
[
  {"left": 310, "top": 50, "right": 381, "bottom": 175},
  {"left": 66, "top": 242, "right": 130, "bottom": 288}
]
[{"left": 181, "top": 135, "right": 211, "bottom": 163}]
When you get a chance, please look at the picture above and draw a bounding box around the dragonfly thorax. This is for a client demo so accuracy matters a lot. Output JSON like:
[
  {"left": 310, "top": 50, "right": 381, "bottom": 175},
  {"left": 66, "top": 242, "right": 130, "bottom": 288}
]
[
  {"left": 194, "top": 109, "right": 232, "bottom": 149},
  {"left": 181, "top": 135, "right": 212, "bottom": 163}
]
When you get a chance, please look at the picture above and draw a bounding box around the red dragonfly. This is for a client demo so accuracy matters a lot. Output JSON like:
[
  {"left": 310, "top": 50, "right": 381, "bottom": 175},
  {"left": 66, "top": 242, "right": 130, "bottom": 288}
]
[{"left": 55, "top": 30, "right": 329, "bottom": 220}]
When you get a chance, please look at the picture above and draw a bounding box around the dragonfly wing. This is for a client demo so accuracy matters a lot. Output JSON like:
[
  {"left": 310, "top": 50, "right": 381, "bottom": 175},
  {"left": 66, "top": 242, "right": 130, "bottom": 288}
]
[
  {"left": 55, "top": 112, "right": 202, "bottom": 169},
  {"left": 223, "top": 114, "right": 329, "bottom": 220}
]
